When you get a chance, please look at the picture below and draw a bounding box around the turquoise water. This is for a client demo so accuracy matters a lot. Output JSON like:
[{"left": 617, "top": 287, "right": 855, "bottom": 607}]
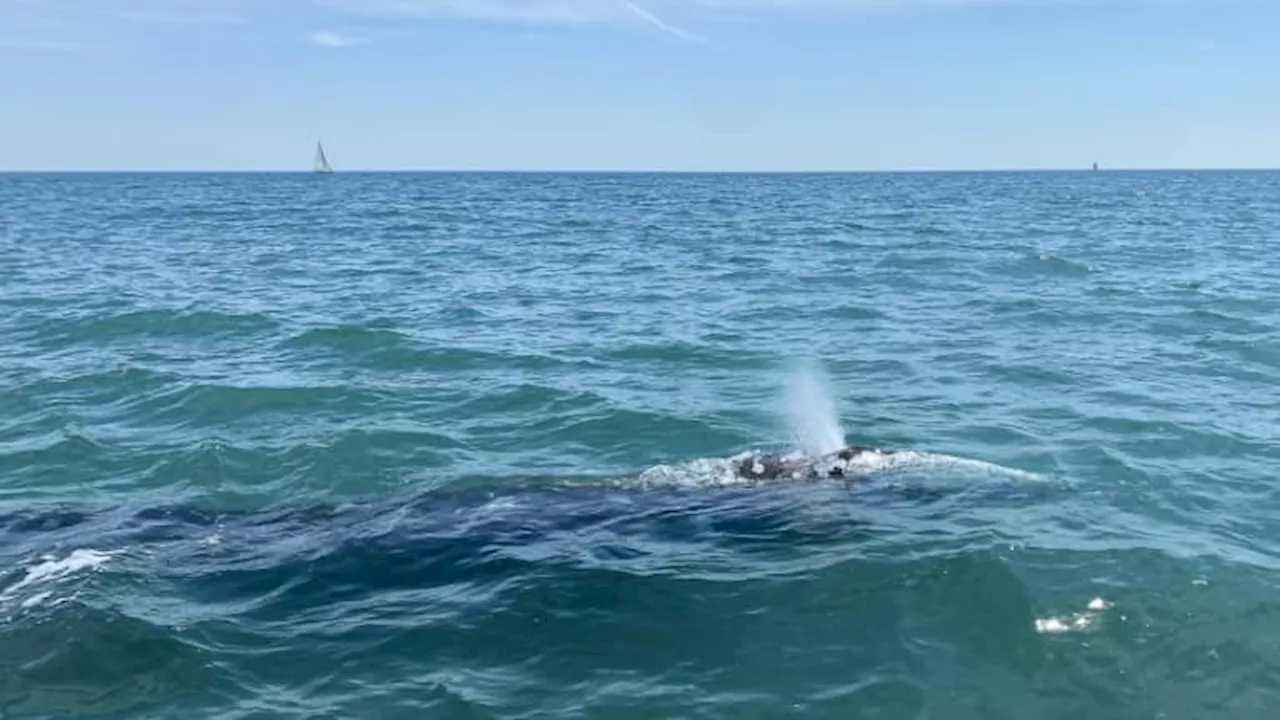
[{"left": 2, "top": 171, "right": 1279, "bottom": 718}]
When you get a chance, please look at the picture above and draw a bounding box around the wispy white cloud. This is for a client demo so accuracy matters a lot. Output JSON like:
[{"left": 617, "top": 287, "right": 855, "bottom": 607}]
[
  {"left": 620, "top": 0, "right": 709, "bottom": 44},
  {"left": 317, "top": 0, "right": 1018, "bottom": 21},
  {"left": 691, "top": 0, "right": 1011, "bottom": 6},
  {"left": 313, "top": 0, "right": 1024, "bottom": 43},
  {"left": 311, "top": 30, "right": 367, "bottom": 47},
  {"left": 316, "top": 0, "right": 593, "bottom": 23},
  {"left": 317, "top": 0, "right": 713, "bottom": 43},
  {"left": 0, "top": 0, "right": 1133, "bottom": 55}
]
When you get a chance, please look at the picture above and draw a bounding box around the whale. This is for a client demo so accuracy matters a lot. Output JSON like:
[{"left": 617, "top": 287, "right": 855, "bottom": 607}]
[{"left": 732, "top": 445, "right": 899, "bottom": 482}]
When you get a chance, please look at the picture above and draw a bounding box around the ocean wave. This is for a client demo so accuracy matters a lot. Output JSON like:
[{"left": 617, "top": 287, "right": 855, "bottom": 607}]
[
  {"left": 0, "top": 452, "right": 1276, "bottom": 718},
  {"left": 37, "top": 307, "right": 280, "bottom": 345},
  {"left": 281, "top": 325, "right": 595, "bottom": 373},
  {"left": 0, "top": 599, "right": 214, "bottom": 718}
]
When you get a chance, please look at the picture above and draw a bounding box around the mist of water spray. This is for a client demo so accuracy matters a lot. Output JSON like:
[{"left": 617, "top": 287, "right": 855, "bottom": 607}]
[{"left": 781, "top": 358, "right": 846, "bottom": 457}]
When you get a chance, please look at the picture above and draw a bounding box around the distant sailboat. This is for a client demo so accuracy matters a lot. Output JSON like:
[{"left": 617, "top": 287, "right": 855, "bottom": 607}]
[
  {"left": 314, "top": 140, "right": 334, "bottom": 174},
  {"left": 1092, "top": 161, "right": 1099, "bottom": 171}
]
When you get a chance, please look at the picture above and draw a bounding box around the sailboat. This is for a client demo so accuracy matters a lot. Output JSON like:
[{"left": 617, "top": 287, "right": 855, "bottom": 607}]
[{"left": 314, "top": 140, "right": 334, "bottom": 174}]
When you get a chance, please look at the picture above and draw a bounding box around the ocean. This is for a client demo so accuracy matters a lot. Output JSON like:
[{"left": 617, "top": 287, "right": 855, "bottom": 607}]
[{"left": 1, "top": 170, "right": 1278, "bottom": 719}]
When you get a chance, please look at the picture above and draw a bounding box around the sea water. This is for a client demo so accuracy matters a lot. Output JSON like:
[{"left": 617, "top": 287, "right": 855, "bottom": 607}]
[{"left": 2, "top": 170, "right": 1279, "bottom": 718}]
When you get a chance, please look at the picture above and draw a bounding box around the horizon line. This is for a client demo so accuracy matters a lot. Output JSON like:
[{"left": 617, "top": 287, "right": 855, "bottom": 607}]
[{"left": 3, "top": 166, "right": 1278, "bottom": 175}]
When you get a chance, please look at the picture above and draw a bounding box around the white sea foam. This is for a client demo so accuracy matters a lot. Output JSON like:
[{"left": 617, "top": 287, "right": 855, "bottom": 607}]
[
  {"left": 1, "top": 548, "right": 118, "bottom": 611},
  {"left": 632, "top": 452, "right": 761, "bottom": 490},
  {"left": 832, "top": 449, "right": 1045, "bottom": 484},
  {"left": 1035, "top": 597, "right": 1111, "bottom": 635}
]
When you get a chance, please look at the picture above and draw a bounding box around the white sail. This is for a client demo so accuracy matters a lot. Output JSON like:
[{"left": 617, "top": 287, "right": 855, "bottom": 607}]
[{"left": 314, "top": 140, "right": 334, "bottom": 173}]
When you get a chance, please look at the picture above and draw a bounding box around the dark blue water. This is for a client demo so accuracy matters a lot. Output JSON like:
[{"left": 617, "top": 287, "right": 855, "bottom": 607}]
[{"left": 2, "top": 171, "right": 1279, "bottom": 719}]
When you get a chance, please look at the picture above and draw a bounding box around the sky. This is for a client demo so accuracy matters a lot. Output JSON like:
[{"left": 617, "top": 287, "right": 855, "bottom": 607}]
[{"left": 1, "top": 0, "right": 1277, "bottom": 171}]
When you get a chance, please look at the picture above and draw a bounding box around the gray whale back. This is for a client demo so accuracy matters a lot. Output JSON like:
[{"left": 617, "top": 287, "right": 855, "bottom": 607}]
[{"left": 732, "top": 446, "right": 898, "bottom": 482}]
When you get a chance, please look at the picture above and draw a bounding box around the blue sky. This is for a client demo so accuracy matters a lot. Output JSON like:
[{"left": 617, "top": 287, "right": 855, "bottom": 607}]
[{"left": 1, "top": 0, "right": 1276, "bottom": 171}]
